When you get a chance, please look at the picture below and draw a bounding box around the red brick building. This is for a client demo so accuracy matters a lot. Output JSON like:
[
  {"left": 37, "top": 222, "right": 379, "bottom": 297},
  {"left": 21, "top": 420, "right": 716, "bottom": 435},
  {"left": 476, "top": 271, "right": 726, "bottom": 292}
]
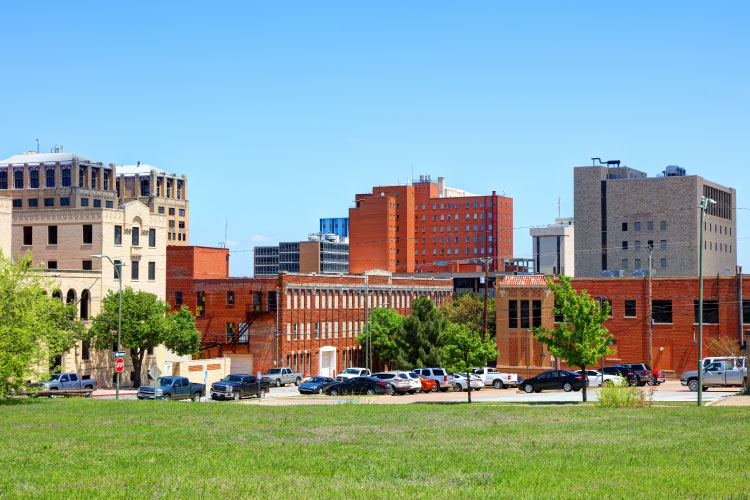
[
  {"left": 496, "top": 275, "right": 748, "bottom": 378},
  {"left": 349, "top": 175, "right": 513, "bottom": 274},
  {"left": 167, "top": 246, "right": 453, "bottom": 378}
]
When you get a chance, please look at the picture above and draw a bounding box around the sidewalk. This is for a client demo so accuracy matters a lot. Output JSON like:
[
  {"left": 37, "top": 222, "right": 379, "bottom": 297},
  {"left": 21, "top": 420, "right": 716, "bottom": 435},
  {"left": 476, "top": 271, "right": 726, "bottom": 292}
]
[
  {"left": 92, "top": 389, "right": 138, "bottom": 397},
  {"left": 709, "top": 395, "right": 750, "bottom": 406}
]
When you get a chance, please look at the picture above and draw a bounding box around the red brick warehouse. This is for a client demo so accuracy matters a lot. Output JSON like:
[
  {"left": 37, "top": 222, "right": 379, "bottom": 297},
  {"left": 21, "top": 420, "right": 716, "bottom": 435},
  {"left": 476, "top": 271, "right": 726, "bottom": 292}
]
[
  {"left": 167, "top": 246, "right": 453, "bottom": 378},
  {"left": 349, "top": 175, "right": 513, "bottom": 274}
]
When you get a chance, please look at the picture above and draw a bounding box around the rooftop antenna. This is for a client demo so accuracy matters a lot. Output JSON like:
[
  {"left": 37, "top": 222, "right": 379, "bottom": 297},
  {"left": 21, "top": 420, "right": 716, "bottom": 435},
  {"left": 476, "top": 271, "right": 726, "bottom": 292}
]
[
  {"left": 136, "top": 160, "right": 141, "bottom": 168},
  {"left": 224, "top": 218, "right": 228, "bottom": 249},
  {"left": 35, "top": 138, "right": 40, "bottom": 153}
]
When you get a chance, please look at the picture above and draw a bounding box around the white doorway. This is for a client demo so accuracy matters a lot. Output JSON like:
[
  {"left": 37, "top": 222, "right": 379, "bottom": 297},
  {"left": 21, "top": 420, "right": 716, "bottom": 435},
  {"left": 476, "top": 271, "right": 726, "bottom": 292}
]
[{"left": 319, "top": 347, "right": 336, "bottom": 378}]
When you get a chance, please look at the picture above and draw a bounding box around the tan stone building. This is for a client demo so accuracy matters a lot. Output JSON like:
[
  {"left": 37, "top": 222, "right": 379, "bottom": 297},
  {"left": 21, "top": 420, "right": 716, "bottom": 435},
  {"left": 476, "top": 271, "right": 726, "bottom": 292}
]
[
  {"left": 0, "top": 196, "right": 10, "bottom": 256},
  {"left": 116, "top": 163, "right": 189, "bottom": 245}
]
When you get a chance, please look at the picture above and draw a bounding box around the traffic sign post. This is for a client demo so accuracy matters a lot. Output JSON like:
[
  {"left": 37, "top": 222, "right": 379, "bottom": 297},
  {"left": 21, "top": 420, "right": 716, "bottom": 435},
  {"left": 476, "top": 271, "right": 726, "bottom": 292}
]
[
  {"left": 114, "top": 351, "right": 126, "bottom": 359},
  {"left": 115, "top": 358, "right": 125, "bottom": 373}
]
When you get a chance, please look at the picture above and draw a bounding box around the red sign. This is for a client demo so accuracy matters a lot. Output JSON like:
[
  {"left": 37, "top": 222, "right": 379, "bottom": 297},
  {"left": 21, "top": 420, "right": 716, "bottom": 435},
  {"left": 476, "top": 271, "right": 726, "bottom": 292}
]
[{"left": 115, "top": 358, "right": 125, "bottom": 373}]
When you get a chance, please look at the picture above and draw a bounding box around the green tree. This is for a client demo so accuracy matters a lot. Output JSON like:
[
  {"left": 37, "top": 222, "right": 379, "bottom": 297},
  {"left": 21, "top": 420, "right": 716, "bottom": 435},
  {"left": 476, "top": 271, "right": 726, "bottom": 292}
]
[
  {"left": 396, "top": 297, "right": 446, "bottom": 369},
  {"left": 357, "top": 308, "right": 403, "bottom": 369},
  {"left": 533, "top": 276, "right": 614, "bottom": 402},
  {"left": 0, "top": 252, "right": 85, "bottom": 396},
  {"left": 87, "top": 288, "right": 200, "bottom": 387},
  {"left": 440, "top": 293, "right": 496, "bottom": 340},
  {"left": 440, "top": 323, "right": 498, "bottom": 403}
]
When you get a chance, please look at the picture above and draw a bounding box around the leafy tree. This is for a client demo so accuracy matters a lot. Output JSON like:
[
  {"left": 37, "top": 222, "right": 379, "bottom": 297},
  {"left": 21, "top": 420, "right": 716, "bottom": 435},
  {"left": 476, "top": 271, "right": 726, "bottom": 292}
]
[
  {"left": 357, "top": 308, "right": 403, "bottom": 369},
  {"left": 87, "top": 288, "right": 200, "bottom": 387},
  {"left": 0, "top": 252, "right": 85, "bottom": 396},
  {"left": 440, "top": 293, "right": 496, "bottom": 340},
  {"left": 706, "top": 337, "right": 749, "bottom": 388},
  {"left": 533, "top": 276, "right": 614, "bottom": 402},
  {"left": 440, "top": 323, "right": 498, "bottom": 403},
  {"left": 396, "top": 297, "right": 447, "bottom": 368}
]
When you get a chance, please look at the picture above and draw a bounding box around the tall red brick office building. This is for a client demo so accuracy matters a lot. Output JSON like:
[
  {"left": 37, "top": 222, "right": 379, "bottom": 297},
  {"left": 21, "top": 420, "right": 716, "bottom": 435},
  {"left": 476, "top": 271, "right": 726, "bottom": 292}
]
[
  {"left": 167, "top": 246, "right": 453, "bottom": 378},
  {"left": 349, "top": 175, "right": 513, "bottom": 274}
]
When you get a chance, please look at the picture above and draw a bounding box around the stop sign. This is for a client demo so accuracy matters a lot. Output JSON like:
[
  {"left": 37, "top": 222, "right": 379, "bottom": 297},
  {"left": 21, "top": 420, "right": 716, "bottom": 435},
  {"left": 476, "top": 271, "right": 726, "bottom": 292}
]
[{"left": 115, "top": 358, "right": 125, "bottom": 373}]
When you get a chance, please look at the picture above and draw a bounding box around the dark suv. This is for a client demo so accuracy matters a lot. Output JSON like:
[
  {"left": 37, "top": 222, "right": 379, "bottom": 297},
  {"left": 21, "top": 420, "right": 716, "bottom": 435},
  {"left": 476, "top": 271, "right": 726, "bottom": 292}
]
[
  {"left": 602, "top": 366, "right": 638, "bottom": 386},
  {"left": 614, "top": 363, "right": 656, "bottom": 386}
]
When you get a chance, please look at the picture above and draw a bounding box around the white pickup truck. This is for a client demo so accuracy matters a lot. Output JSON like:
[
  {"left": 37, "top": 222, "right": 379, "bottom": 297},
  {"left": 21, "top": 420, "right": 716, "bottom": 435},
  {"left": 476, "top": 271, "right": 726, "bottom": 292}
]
[
  {"left": 336, "top": 367, "right": 371, "bottom": 381},
  {"left": 471, "top": 367, "right": 520, "bottom": 389}
]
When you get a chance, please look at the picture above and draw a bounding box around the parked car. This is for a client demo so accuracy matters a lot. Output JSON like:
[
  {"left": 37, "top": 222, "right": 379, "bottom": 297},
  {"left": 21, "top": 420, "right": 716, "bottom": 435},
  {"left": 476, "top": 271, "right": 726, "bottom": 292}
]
[
  {"left": 520, "top": 370, "right": 586, "bottom": 393},
  {"left": 262, "top": 367, "right": 302, "bottom": 387},
  {"left": 211, "top": 374, "right": 270, "bottom": 400},
  {"left": 137, "top": 376, "right": 205, "bottom": 401},
  {"left": 702, "top": 357, "right": 747, "bottom": 369},
  {"left": 575, "top": 369, "right": 622, "bottom": 387},
  {"left": 471, "top": 367, "right": 520, "bottom": 389},
  {"left": 405, "top": 371, "right": 426, "bottom": 393},
  {"left": 413, "top": 367, "right": 453, "bottom": 392},
  {"left": 336, "top": 367, "right": 371, "bottom": 380},
  {"left": 601, "top": 366, "right": 637, "bottom": 386},
  {"left": 681, "top": 360, "right": 748, "bottom": 391},
  {"left": 417, "top": 374, "right": 437, "bottom": 393},
  {"left": 371, "top": 372, "right": 410, "bottom": 395},
  {"left": 324, "top": 376, "right": 391, "bottom": 396},
  {"left": 298, "top": 377, "right": 336, "bottom": 395},
  {"left": 38, "top": 373, "right": 97, "bottom": 391},
  {"left": 451, "top": 373, "right": 483, "bottom": 392},
  {"left": 613, "top": 363, "right": 656, "bottom": 386}
]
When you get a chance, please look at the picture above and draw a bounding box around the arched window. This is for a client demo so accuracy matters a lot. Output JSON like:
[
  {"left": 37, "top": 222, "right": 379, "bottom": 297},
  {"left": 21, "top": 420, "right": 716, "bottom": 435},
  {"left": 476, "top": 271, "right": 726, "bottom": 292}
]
[
  {"left": 66, "top": 289, "right": 76, "bottom": 305},
  {"left": 80, "top": 289, "right": 90, "bottom": 320},
  {"left": 52, "top": 290, "right": 62, "bottom": 301},
  {"left": 132, "top": 226, "right": 140, "bottom": 246}
]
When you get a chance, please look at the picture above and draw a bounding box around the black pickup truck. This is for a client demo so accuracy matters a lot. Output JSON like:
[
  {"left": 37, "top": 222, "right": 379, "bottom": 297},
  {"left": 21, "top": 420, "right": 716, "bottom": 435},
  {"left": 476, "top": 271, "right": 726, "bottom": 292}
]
[{"left": 210, "top": 374, "right": 270, "bottom": 400}]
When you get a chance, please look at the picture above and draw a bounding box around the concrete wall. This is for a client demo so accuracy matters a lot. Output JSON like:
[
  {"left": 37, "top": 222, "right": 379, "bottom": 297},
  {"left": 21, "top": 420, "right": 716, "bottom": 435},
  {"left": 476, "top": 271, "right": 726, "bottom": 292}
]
[{"left": 0, "top": 196, "right": 10, "bottom": 257}]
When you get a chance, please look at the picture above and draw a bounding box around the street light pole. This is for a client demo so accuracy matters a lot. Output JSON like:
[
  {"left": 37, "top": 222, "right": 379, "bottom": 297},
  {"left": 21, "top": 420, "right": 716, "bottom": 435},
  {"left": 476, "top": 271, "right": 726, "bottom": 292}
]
[
  {"left": 697, "top": 196, "right": 715, "bottom": 407},
  {"left": 91, "top": 254, "right": 123, "bottom": 400}
]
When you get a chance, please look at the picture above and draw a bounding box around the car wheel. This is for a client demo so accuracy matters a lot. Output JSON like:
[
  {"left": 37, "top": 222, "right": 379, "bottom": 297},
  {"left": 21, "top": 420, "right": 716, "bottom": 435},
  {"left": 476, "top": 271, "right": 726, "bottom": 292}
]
[
  {"left": 408, "top": 390, "right": 416, "bottom": 394},
  {"left": 163, "top": 393, "right": 171, "bottom": 400},
  {"left": 329, "top": 389, "right": 339, "bottom": 397},
  {"left": 688, "top": 379, "right": 699, "bottom": 392},
  {"left": 573, "top": 387, "right": 580, "bottom": 392},
  {"left": 453, "top": 383, "right": 462, "bottom": 392},
  {"left": 604, "top": 380, "right": 614, "bottom": 387},
  {"left": 211, "top": 394, "right": 217, "bottom": 400},
  {"left": 192, "top": 392, "right": 201, "bottom": 402},
  {"left": 434, "top": 382, "right": 441, "bottom": 392},
  {"left": 647, "top": 380, "right": 657, "bottom": 386},
  {"left": 524, "top": 384, "right": 534, "bottom": 393},
  {"left": 84, "top": 385, "right": 94, "bottom": 390},
  {"left": 258, "top": 388, "right": 267, "bottom": 399},
  {"left": 563, "top": 382, "right": 573, "bottom": 392},
  {"left": 493, "top": 379, "right": 505, "bottom": 390},
  {"left": 366, "top": 388, "right": 375, "bottom": 396},
  {"left": 703, "top": 387, "right": 709, "bottom": 392},
  {"left": 387, "top": 386, "right": 395, "bottom": 396},
  {"left": 233, "top": 392, "right": 240, "bottom": 401},
  {"left": 295, "top": 378, "right": 301, "bottom": 386},
  {"left": 275, "top": 379, "right": 281, "bottom": 388}
]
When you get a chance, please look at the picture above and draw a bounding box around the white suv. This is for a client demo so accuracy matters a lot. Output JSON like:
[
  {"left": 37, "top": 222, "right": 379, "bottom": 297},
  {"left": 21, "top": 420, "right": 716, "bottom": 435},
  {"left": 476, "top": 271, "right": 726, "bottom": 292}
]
[{"left": 413, "top": 368, "right": 453, "bottom": 392}]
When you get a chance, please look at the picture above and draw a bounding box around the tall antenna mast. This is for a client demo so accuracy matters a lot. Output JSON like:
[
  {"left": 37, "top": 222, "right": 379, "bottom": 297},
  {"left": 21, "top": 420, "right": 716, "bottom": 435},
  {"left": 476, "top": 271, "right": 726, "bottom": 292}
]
[
  {"left": 36, "top": 138, "right": 40, "bottom": 153},
  {"left": 224, "top": 218, "right": 228, "bottom": 249},
  {"left": 558, "top": 197, "right": 561, "bottom": 218}
]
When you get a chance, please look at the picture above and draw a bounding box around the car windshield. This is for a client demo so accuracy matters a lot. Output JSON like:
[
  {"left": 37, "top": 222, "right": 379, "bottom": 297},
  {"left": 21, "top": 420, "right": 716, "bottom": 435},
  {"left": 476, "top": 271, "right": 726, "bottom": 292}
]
[
  {"left": 341, "top": 368, "right": 361, "bottom": 375},
  {"left": 305, "top": 377, "right": 327, "bottom": 383},
  {"left": 408, "top": 372, "right": 419, "bottom": 379},
  {"left": 222, "top": 375, "right": 244, "bottom": 383},
  {"left": 48, "top": 374, "right": 62, "bottom": 381},
  {"left": 265, "top": 369, "right": 281, "bottom": 375},
  {"left": 156, "top": 378, "right": 173, "bottom": 387}
]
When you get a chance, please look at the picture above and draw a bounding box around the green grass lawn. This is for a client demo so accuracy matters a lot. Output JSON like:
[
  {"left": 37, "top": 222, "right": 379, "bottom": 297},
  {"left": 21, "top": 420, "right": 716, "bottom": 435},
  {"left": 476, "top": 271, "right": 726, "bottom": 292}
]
[{"left": 1, "top": 400, "right": 749, "bottom": 500}]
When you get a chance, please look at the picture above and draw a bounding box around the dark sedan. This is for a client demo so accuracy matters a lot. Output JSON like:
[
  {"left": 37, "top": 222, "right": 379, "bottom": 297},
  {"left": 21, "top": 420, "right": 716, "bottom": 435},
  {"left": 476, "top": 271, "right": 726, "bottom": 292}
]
[
  {"left": 324, "top": 376, "right": 391, "bottom": 396},
  {"left": 298, "top": 377, "right": 335, "bottom": 394},
  {"left": 520, "top": 370, "right": 586, "bottom": 393}
]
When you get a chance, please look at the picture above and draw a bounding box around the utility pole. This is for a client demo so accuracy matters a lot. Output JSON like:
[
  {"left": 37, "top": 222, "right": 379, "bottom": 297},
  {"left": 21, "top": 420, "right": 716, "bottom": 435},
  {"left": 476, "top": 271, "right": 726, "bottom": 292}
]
[
  {"left": 698, "top": 196, "right": 715, "bottom": 407},
  {"left": 648, "top": 244, "right": 653, "bottom": 369},
  {"left": 364, "top": 276, "right": 370, "bottom": 371},
  {"left": 482, "top": 258, "right": 490, "bottom": 342}
]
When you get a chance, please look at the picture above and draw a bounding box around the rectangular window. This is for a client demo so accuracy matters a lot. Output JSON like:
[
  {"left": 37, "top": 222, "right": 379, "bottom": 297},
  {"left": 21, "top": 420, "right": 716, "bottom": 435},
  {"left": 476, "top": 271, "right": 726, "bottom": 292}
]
[
  {"left": 647, "top": 240, "right": 654, "bottom": 249},
  {"left": 29, "top": 170, "right": 39, "bottom": 188},
  {"left": 60, "top": 197, "right": 70, "bottom": 206},
  {"left": 652, "top": 300, "right": 673, "bottom": 324},
  {"left": 520, "top": 300, "right": 530, "bottom": 329},
  {"left": 660, "top": 240, "right": 667, "bottom": 250},
  {"left": 622, "top": 241, "right": 628, "bottom": 251},
  {"left": 44, "top": 198, "right": 54, "bottom": 207},
  {"left": 624, "top": 300, "right": 636, "bottom": 317},
  {"left": 622, "top": 222, "right": 628, "bottom": 231},
  {"left": 103, "top": 171, "right": 109, "bottom": 190},
  {"left": 149, "top": 228, "right": 156, "bottom": 247},
  {"left": 532, "top": 300, "right": 542, "bottom": 327},
  {"left": 12, "top": 199, "right": 21, "bottom": 208},
  {"left": 27, "top": 199, "right": 38, "bottom": 208},
  {"left": 694, "top": 300, "right": 719, "bottom": 324},
  {"left": 226, "top": 322, "right": 235, "bottom": 340},
  {"left": 14, "top": 170, "right": 23, "bottom": 188},
  {"left": 23, "top": 226, "right": 32, "bottom": 246},
  {"left": 158, "top": 206, "right": 165, "bottom": 214},
  {"left": 0, "top": 170, "right": 6, "bottom": 189},
  {"left": 227, "top": 291, "right": 234, "bottom": 305},
  {"left": 82, "top": 225, "right": 93, "bottom": 244},
  {"left": 47, "top": 226, "right": 57, "bottom": 245},
  {"left": 635, "top": 240, "right": 641, "bottom": 251},
  {"left": 131, "top": 260, "right": 139, "bottom": 280},
  {"left": 554, "top": 300, "right": 564, "bottom": 323},
  {"left": 113, "top": 260, "right": 122, "bottom": 279},
  {"left": 114, "top": 225, "right": 122, "bottom": 245},
  {"left": 622, "top": 259, "right": 628, "bottom": 269},
  {"left": 61, "top": 168, "right": 71, "bottom": 187},
  {"left": 132, "top": 228, "right": 139, "bottom": 246},
  {"left": 660, "top": 258, "right": 666, "bottom": 268},
  {"left": 635, "top": 222, "right": 641, "bottom": 232},
  {"left": 47, "top": 261, "right": 57, "bottom": 269},
  {"left": 91, "top": 169, "right": 97, "bottom": 189},
  {"left": 660, "top": 221, "right": 667, "bottom": 231},
  {"left": 175, "top": 291, "right": 183, "bottom": 306},
  {"left": 647, "top": 221, "right": 654, "bottom": 231},
  {"left": 634, "top": 259, "right": 641, "bottom": 269},
  {"left": 80, "top": 198, "right": 89, "bottom": 207},
  {"left": 148, "top": 261, "right": 156, "bottom": 280},
  {"left": 179, "top": 209, "right": 185, "bottom": 217},
  {"left": 82, "top": 260, "right": 92, "bottom": 271},
  {"left": 508, "top": 300, "right": 518, "bottom": 329},
  {"left": 46, "top": 168, "right": 55, "bottom": 187},
  {"left": 93, "top": 199, "right": 101, "bottom": 208},
  {"left": 106, "top": 201, "right": 113, "bottom": 208},
  {"left": 196, "top": 292, "right": 205, "bottom": 317},
  {"left": 169, "top": 208, "right": 175, "bottom": 216}
]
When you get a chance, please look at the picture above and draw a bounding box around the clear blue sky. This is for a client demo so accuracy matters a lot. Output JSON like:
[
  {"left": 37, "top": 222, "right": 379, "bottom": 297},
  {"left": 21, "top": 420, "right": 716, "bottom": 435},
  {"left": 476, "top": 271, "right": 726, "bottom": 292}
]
[{"left": 2, "top": 2, "right": 748, "bottom": 276}]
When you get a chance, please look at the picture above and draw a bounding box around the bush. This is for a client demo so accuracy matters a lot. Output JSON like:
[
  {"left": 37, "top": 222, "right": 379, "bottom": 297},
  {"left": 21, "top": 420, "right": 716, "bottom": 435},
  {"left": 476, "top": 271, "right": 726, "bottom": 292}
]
[{"left": 597, "top": 376, "right": 654, "bottom": 408}]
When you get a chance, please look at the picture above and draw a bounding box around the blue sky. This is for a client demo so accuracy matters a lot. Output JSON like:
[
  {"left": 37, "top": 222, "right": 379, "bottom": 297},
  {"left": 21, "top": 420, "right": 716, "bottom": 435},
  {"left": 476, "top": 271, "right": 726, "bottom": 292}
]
[{"left": 1, "top": 2, "right": 748, "bottom": 276}]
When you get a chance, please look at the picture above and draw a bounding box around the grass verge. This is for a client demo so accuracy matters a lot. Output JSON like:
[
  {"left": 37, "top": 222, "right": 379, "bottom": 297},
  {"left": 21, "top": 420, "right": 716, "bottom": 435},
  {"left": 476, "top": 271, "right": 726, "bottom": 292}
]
[{"left": 1, "top": 399, "right": 749, "bottom": 499}]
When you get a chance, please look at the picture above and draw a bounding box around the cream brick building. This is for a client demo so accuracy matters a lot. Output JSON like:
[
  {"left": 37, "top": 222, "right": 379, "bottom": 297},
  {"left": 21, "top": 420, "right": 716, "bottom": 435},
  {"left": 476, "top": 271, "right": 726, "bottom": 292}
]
[{"left": 0, "top": 196, "right": 10, "bottom": 256}]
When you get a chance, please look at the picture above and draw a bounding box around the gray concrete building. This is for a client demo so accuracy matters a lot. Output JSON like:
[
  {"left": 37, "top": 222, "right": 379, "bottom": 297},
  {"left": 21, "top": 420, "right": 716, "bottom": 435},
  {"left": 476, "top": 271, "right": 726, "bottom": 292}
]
[
  {"left": 255, "top": 233, "right": 349, "bottom": 277},
  {"left": 574, "top": 162, "right": 736, "bottom": 278},
  {"left": 530, "top": 217, "right": 575, "bottom": 276}
]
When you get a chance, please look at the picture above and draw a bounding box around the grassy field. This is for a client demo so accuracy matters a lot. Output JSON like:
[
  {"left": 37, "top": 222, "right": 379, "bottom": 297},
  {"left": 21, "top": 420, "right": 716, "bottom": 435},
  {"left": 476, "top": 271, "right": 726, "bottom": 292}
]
[{"left": 1, "top": 400, "right": 749, "bottom": 500}]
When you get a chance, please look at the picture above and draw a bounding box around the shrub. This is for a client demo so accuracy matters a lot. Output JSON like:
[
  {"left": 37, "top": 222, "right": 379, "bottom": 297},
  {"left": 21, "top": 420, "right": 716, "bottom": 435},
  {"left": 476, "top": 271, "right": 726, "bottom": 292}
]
[{"left": 597, "top": 376, "right": 654, "bottom": 408}]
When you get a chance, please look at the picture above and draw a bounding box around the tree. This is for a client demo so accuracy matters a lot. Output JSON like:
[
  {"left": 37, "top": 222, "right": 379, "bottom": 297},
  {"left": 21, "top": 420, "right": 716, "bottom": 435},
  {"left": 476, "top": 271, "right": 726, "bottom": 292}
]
[
  {"left": 532, "top": 276, "right": 614, "bottom": 402},
  {"left": 396, "top": 297, "right": 447, "bottom": 368},
  {"left": 440, "top": 323, "right": 498, "bottom": 403},
  {"left": 0, "top": 252, "right": 85, "bottom": 396},
  {"left": 357, "top": 308, "right": 403, "bottom": 369},
  {"left": 706, "top": 337, "right": 749, "bottom": 388},
  {"left": 440, "top": 293, "right": 496, "bottom": 340},
  {"left": 87, "top": 288, "right": 200, "bottom": 387}
]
